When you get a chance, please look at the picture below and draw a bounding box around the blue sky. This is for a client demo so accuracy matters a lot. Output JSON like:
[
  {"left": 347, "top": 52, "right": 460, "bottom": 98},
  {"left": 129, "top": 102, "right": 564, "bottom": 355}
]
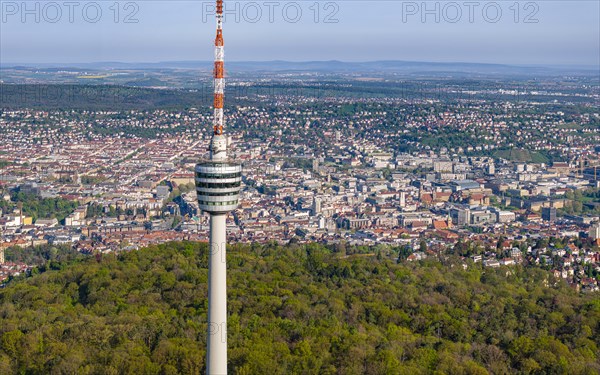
[{"left": 1, "top": 1, "right": 598, "bottom": 65}]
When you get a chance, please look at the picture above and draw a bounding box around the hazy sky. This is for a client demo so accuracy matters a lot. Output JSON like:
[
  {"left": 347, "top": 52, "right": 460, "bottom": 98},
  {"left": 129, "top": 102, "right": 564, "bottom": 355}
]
[{"left": 1, "top": 1, "right": 599, "bottom": 65}]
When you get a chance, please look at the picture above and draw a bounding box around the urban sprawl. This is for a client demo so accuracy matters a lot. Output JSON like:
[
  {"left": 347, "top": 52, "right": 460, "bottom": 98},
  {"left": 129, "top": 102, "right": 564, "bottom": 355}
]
[{"left": 1, "top": 88, "right": 599, "bottom": 291}]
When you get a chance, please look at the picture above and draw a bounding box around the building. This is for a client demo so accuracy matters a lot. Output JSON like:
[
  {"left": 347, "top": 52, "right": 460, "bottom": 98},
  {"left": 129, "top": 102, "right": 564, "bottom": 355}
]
[
  {"left": 434, "top": 160, "right": 453, "bottom": 173},
  {"left": 312, "top": 158, "right": 319, "bottom": 172},
  {"left": 156, "top": 185, "right": 170, "bottom": 200},
  {"left": 312, "top": 196, "right": 322, "bottom": 215},
  {"left": 451, "top": 207, "right": 470, "bottom": 226},
  {"left": 20, "top": 183, "right": 40, "bottom": 196},
  {"left": 341, "top": 217, "right": 370, "bottom": 230},
  {"left": 541, "top": 207, "right": 557, "bottom": 222},
  {"left": 450, "top": 180, "right": 482, "bottom": 192},
  {"left": 471, "top": 210, "right": 496, "bottom": 225},
  {"left": 399, "top": 212, "right": 433, "bottom": 227},
  {"left": 496, "top": 211, "right": 516, "bottom": 223},
  {"left": 590, "top": 224, "right": 600, "bottom": 240}
]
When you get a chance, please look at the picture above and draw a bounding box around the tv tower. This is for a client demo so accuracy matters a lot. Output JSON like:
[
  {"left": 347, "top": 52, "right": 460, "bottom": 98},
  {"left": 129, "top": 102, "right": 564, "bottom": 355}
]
[{"left": 195, "top": 0, "right": 242, "bottom": 373}]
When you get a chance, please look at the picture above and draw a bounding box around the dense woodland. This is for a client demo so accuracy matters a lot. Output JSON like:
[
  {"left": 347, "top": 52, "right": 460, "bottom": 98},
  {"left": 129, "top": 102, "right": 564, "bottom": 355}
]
[
  {"left": 0, "top": 191, "right": 79, "bottom": 224},
  {"left": 2, "top": 82, "right": 597, "bottom": 111},
  {"left": 0, "top": 241, "right": 598, "bottom": 374}
]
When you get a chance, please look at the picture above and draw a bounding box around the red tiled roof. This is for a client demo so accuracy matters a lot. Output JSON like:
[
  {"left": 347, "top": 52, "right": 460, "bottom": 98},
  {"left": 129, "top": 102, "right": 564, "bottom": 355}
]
[{"left": 433, "top": 220, "right": 448, "bottom": 230}]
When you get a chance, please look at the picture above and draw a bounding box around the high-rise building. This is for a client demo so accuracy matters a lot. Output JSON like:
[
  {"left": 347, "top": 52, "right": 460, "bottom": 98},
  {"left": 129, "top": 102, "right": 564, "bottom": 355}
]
[
  {"left": 541, "top": 207, "right": 556, "bottom": 222},
  {"left": 195, "top": 1, "right": 242, "bottom": 373},
  {"left": 312, "top": 196, "right": 322, "bottom": 215},
  {"left": 399, "top": 191, "right": 406, "bottom": 207},
  {"left": 589, "top": 223, "right": 600, "bottom": 240},
  {"left": 457, "top": 208, "right": 471, "bottom": 226}
]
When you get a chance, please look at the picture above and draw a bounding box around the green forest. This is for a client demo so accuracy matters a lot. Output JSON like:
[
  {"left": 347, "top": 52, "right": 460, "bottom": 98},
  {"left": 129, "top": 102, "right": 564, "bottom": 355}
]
[
  {"left": 0, "top": 192, "right": 78, "bottom": 224},
  {"left": 0, "top": 242, "right": 598, "bottom": 374}
]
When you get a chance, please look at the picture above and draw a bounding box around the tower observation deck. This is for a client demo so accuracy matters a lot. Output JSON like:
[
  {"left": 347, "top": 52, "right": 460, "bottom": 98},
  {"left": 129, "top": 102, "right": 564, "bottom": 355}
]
[{"left": 195, "top": 159, "right": 242, "bottom": 214}]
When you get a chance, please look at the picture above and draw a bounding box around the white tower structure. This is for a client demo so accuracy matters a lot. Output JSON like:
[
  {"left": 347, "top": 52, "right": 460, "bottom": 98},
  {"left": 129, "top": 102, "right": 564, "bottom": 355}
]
[{"left": 195, "top": 1, "right": 242, "bottom": 373}]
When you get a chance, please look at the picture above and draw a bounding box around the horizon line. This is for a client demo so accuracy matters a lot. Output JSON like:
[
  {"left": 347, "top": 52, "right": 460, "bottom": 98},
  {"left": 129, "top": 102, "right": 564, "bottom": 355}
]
[{"left": 1, "top": 59, "right": 598, "bottom": 69}]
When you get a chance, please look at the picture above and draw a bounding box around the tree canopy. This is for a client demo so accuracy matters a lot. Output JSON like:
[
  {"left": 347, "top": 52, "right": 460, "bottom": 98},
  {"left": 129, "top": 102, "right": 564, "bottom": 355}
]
[{"left": 0, "top": 241, "right": 598, "bottom": 374}]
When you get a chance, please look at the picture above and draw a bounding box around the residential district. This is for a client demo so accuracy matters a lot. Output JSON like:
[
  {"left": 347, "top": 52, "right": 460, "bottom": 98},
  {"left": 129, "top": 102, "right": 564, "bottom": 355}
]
[{"left": 0, "top": 104, "right": 599, "bottom": 292}]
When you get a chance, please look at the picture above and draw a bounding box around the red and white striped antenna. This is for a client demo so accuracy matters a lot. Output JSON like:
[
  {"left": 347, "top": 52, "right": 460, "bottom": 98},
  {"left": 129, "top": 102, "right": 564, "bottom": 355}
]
[{"left": 213, "top": 0, "right": 225, "bottom": 137}]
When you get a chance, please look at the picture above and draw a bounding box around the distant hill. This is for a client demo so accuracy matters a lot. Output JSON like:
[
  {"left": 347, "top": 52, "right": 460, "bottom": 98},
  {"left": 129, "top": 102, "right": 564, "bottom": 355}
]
[
  {"left": 0, "top": 241, "right": 597, "bottom": 374},
  {"left": 2, "top": 60, "right": 597, "bottom": 77},
  {"left": 124, "top": 77, "right": 170, "bottom": 88},
  {"left": 0, "top": 84, "right": 211, "bottom": 110},
  {"left": 1, "top": 80, "right": 592, "bottom": 111}
]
